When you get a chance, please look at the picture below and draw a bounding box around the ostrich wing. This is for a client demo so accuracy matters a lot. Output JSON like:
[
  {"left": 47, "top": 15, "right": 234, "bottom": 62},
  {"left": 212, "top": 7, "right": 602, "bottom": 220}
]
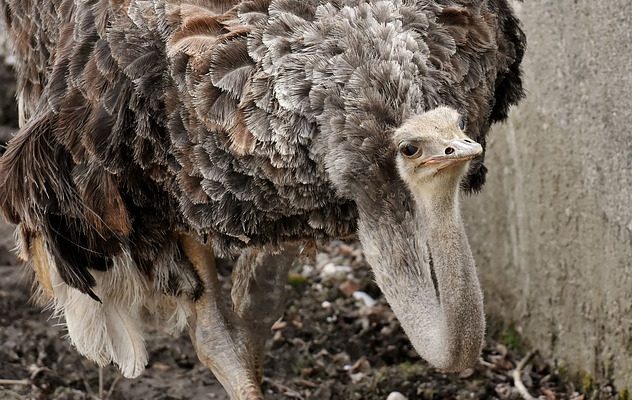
[{"left": 0, "top": 0, "right": 200, "bottom": 299}]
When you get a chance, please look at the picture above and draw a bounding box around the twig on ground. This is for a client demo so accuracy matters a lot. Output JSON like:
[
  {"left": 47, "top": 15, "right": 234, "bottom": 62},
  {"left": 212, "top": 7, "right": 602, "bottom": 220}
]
[
  {"left": 82, "top": 373, "right": 96, "bottom": 399},
  {"left": 479, "top": 358, "right": 497, "bottom": 369},
  {"left": 0, "top": 379, "right": 30, "bottom": 386},
  {"left": 105, "top": 375, "right": 121, "bottom": 400},
  {"left": 263, "top": 377, "right": 305, "bottom": 400},
  {"left": 294, "top": 378, "right": 319, "bottom": 389},
  {"left": 512, "top": 350, "right": 539, "bottom": 400},
  {"left": 99, "top": 367, "right": 104, "bottom": 399}
]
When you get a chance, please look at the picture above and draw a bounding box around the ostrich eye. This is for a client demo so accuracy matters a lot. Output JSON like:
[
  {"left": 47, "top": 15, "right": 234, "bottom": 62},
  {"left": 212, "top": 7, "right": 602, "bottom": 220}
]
[
  {"left": 400, "top": 143, "right": 422, "bottom": 158},
  {"left": 458, "top": 117, "right": 466, "bottom": 130}
]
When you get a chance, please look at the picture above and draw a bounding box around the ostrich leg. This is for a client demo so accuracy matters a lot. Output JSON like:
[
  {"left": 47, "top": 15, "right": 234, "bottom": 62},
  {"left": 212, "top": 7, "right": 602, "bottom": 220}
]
[
  {"left": 231, "top": 246, "right": 298, "bottom": 382},
  {"left": 179, "top": 235, "right": 263, "bottom": 400}
]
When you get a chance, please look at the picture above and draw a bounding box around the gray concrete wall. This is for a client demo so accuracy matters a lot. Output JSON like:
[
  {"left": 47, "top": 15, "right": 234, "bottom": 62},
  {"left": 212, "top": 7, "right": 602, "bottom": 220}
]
[
  {"left": 463, "top": 0, "right": 632, "bottom": 388},
  {"left": 0, "top": 24, "right": 7, "bottom": 58},
  {"left": 0, "top": 23, "right": 17, "bottom": 136}
]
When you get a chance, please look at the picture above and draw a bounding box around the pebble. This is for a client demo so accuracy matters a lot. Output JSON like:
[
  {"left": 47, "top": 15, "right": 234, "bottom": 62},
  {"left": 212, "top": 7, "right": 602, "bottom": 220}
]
[
  {"left": 315, "top": 253, "right": 330, "bottom": 268},
  {"left": 458, "top": 368, "right": 474, "bottom": 379},
  {"left": 386, "top": 392, "right": 408, "bottom": 400},
  {"left": 350, "top": 357, "right": 371, "bottom": 373},
  {"left": 337, "top": 243, "right": 355, "bottom": 256},
  {"left": 321, "top": 263, "right": 353, "bottom": 281},
  {"left": 338, "top": 280, "right": 360, "bottom": 296},
  {"left": 152, "top": 362, "right": 171, "bottom": 372},
  {"left": 353, "top": 291, "right": 377, "bottom": 307},
  {"left": 350, "top": 372, "right": 366, "bottom": 383},
  {"left": 301, "top": 264, "right": 315, "bottom": 277}
]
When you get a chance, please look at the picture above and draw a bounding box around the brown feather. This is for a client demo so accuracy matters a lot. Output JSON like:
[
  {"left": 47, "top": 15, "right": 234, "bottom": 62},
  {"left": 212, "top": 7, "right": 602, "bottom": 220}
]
[
  {"left": 30, "top": 235, "right": 55, "bottom": 300},
  {"left": 74, "top": 166, "right": 132, "bottom": 237},
  {"left": 229, "top": 108, "right": 256, "bottom": 155}
]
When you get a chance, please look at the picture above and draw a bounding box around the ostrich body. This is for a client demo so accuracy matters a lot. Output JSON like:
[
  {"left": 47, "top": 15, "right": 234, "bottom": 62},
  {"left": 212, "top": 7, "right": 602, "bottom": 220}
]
[{"left": 0, "top": 1, "right": 525, "bottom": 398}]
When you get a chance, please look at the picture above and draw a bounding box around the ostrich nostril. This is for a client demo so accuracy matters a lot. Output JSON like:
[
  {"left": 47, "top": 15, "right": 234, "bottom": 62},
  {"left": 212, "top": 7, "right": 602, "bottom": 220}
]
[
  {"left": 445, "top": 147, "right": 455, "bottom": 155},
  {"left": 464, "top": 139, "right": 473, "bottom": 143}
]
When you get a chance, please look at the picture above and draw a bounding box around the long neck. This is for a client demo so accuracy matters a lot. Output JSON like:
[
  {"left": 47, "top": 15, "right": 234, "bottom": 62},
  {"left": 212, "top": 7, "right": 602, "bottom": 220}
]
[
  {"left": 358, "top": 184, "right": 484, "bottom": 372},
  {"left": 418, "top": 188, "right": 485, "bottom": 366}
]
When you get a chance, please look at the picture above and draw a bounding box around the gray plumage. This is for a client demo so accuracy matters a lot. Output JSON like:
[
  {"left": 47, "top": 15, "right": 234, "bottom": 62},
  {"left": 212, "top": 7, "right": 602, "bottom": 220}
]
[{"left": 0, "top": 0, "right": 525, "bottom": 387}]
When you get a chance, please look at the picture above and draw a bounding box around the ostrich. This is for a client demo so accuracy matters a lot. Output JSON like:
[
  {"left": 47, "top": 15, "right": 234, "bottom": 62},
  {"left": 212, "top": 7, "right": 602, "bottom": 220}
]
[
  {"left": 0, "top": 0, "right": 525, "bottom": 399},
  {"left": 387, "top": 106, "right": 485, "bottom": 371}
]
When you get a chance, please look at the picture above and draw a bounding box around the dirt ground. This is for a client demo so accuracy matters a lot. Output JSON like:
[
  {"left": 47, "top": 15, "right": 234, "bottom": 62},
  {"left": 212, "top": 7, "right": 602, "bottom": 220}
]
[{"left": 0, "top": 217, "right": 625, "bottom": 400}]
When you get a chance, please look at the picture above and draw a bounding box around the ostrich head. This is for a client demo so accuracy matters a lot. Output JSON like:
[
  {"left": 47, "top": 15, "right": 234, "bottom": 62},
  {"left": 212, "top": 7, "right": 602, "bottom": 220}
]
[
  {"left": 394, "top": 107, "right": 483, "bottom": 193},
  {"left": 351, "top": 106, "right": 485, "bottom": 372}
]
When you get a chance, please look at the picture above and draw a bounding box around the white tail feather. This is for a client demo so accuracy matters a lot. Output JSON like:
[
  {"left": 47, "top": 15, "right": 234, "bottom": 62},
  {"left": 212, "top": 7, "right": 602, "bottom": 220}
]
[
  {"left": 44, "top": 246, "right": 192, "bottom": 379},
  {"left": 50, "top": 266, "right": 110, "bottom": 366},
  {"left": 104, "top": 304, "right": 148, "bottom": 378},
  {"left": 48, "top": 253, "right": 150, "bottom": 378}
]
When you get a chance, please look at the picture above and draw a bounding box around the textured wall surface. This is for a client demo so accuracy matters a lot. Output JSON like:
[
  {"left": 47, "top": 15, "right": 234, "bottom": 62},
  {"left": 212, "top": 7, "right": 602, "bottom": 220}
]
[
  {"left": 463, "top": 0, "right": 632, "bottom": 388},
  {"left": 0, "top": 24, "right": 17, "bottom": 134}
]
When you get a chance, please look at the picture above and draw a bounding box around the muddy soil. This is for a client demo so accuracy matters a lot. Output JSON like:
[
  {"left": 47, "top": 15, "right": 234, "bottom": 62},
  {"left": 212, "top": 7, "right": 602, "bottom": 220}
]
[{"left": 0, "top": 219, "right": 624, "bottom": 400}]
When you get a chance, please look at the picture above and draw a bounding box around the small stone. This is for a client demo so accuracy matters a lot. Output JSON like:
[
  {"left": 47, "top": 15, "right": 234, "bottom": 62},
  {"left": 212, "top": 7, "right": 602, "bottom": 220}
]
[
  {"left": 353, "top": 291, "right": 377, "bottom": 307},
  {"left": 542, "top": 388, "right": 556, "bottom": 400},
  {"left": 301, "top": 264, "right": 315, "bottom": 277},
  {"left": 291, "top": 316, "right": 303, "bottom": 329},
  {"left": 321, "top": 263, "right": 353, "bottom": 282},
  {"left": 315, "top": 253, "right": 330, "bottom": 268},
  {"left": 321, "top": 301, "right": 332, "bottom": 309},
  {"left": 339, "top": 280, "right": 360, "bottom": 296},
  {"left": 152, "top": 362, "right": 171, "bottom": 372},
  {"left": 458, "top": 368, "right": 475, "bottom": 379},
  {"left": 380, "top": 326, "right": 394, "bottom": 336},
  {"left": 495, "top": 343, "right": 508, "bottom": 356},
  {"left": 332, "top": 352, "right": 350, "bottom": 365},
  {"left": 386, "top": 392, "right": 408, "bottom": 400},
  {"left": 494, "top": 383, "right": 513, "bottom": 398},
  {"left": 350, "top": 357, "right": 371, "bottom": 374},
  {"left": 338, "top": 243, "right": 355, "bottom": 255},
  {"left": 350, "top": 372, "right": 366, "bottom": 383}
]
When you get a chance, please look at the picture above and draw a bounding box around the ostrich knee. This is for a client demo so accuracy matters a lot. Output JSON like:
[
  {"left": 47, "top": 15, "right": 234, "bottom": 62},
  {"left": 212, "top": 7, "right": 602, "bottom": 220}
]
[
  {"left": 231, "top": 246, "right": 298, "bottom": 381},
  {"left": 180, "top": 235, "right": 263, "bottom": 400}
]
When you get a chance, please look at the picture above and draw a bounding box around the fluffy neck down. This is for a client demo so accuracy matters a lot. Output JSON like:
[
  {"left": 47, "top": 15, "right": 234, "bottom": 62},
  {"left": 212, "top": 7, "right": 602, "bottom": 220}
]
[{"left": 358, "top": 182, "right": 485, "bottom": 371}]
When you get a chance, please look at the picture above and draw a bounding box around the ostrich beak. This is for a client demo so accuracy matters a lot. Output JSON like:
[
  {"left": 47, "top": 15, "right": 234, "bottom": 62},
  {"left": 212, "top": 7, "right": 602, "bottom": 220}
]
[{"left": 416, "top": 138, "right": 483, "bottom": 170}]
